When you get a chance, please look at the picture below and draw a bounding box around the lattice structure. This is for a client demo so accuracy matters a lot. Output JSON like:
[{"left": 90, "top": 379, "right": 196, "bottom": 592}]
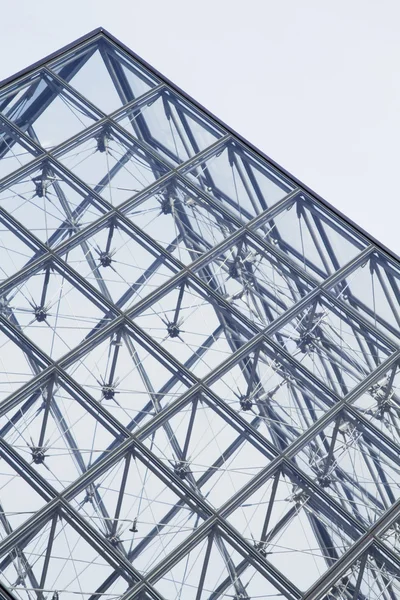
[{"left": 0, "top": 27, "right": 399, "bottom": 600}]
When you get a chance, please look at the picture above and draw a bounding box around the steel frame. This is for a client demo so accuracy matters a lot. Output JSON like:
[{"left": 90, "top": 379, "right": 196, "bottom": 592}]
[{"left": 0, "top": 28, "right": 399, "bottom": 600}]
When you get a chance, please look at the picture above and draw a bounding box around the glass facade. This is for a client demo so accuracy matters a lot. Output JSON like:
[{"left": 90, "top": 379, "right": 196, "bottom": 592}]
[{"left": 0, "top": 29, "right": 399, "bottom": 600}]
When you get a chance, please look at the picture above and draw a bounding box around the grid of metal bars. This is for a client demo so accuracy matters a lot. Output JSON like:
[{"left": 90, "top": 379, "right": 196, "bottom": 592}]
[{"left": 0, "top": 28, "right": 399, "bottom": 600}]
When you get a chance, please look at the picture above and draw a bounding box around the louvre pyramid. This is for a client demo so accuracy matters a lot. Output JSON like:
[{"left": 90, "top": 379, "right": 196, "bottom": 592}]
[{"left": 0, "top": 27, "right": 399, "bottom": 600}]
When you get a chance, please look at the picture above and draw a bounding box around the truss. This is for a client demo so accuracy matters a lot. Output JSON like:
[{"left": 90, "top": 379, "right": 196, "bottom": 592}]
[{"left": 0, "top": 27, "right": 399, "bottom": 600}]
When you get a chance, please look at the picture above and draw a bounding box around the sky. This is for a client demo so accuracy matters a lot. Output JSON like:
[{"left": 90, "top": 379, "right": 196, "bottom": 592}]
[{"left": 1, "top": 0, "right": 400, "bottom": 257}]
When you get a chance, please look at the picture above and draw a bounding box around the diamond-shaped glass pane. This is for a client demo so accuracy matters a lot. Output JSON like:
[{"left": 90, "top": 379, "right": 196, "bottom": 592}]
[
  {"left": 58, "top": 216, "right": 178, "bottom": 308},
  {"left": 56, "top": 124, "right": 170, "bottom": 207},
  {"left": 0, "top": 159, "right": 106, "bottom": 247}
]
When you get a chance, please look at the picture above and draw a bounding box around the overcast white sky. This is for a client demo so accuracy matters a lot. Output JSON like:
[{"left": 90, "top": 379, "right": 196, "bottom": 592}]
[{"left": 1, "top": 0, "right": 399, "bottom": 257}]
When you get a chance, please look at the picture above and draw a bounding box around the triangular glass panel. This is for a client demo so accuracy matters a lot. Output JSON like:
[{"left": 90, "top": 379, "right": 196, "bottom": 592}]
[
  {"left": 64, "top": 324, "right": 191, "bottom": 430},
  {"left": 0, "top": 71, "right": 100, "bottom": 150},
  {"left": 56, "top": 123, "right": 170, "bottom": 207},
  {"left": 48, "top": 36, "right": 159, "bottom": 114}
]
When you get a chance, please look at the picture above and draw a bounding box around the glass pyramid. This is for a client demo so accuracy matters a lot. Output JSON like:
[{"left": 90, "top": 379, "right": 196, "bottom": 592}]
[{"left": 0, "top": 27, "right": 399, "bottom": 600}]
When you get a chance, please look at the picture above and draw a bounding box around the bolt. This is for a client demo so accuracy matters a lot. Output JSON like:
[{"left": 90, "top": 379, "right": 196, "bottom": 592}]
[
  {"left": 239, "top": 396, "right": 253, "bottom": 411},
  {"left": 32, "top": 176, "right": 50, "bottom": 198},
  {"left": 229, "top": 263, "right": 240, "bottom": 279},
  {"left": 174, "top": 461, "right": 190, "bottom": 479},
  {"left": 317, "top": 473, "right": 332, "bottom": 488},
  {"left": 107, "top": 534, "right": 120, "bottom": 547},
  {"left": 31, "top": 446, "right": 46, "bottom": 464},
  {"left": 129, "top": 518, "right": 138, "bottom": 533},
  {"left": 99, "top": 252, "right": 112, "bottom": 267},
  {"left": 34, "top": 307, "right": 47, "bottom": 322},
  {"left": 102, "top": 385, "right": 115, "bottom": 400},
  {"left": 167, "top": 322, "right": 180, "bottom": 338},
  {"left": 0, "top": 297, "right": 10, "bottom": 316},
  {"left": 96, "top": 130, "right": 111, "bottom": 153},
  {"left": 254, "top": 541, "right": 268, "bottom": 557},
  {"left": 297, "top": 333, "right": 315, "bottom": 354}
]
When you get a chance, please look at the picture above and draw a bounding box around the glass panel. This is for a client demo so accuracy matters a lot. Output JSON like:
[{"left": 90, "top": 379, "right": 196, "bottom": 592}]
[
  {"left": 0, "top": 324, "right": 48, "bottom": 403},
  {"left": 270, "top": 294, "right": 395, "bottom": 396},
  {"left": 115, "top": 88, "right": 223, "bottom": 165},
  {"left": 141, "top": 391, "right": 271, "bottom": 508},
  {"left": 1, "top": 261, "right": 117, "bottom": 360},
  {"left": 58, "top": 216, "right": 177, "bottom": 308},
  {"left": 0, "top": 213, "right": 44, "bottom": 282},
  {"left": 227, "top": 466, "right": 358, "bottom": 591},
  {"left": 194, "top": 234, "right": 314, "bottom": 329},
  {"left": 1, "top": 514, "right": 132, "bottom": 600},
  {"left": 0, "top": 376, "right": 119, "bottom": 491},
  {"left": 70, "top": 451, "right": 205, "bottom": 574},
  {"left": 56, "top": 124, "right": 170, "bottom": 207},
  {"left": 0, "top": 121, "right": 42, "bottom": 181},
  {"left": 129, "top": 276, "right": 255, "bottom": 378},
  {"left": 292, "top": 409, "right": 400, "bottom": 526},
  {"left": 0, "top": 160, "right": 106, "bottom": 246},
  {"left": 351, "top": 362, "right": 400, "bottom": 440},
  {"left": 0, "top": 72, "right": 99, "bottom": 150},
  {"left": 252, "top": 193, "right": 367, "bottom": 280},
  {"left": 312, "top": 548, "right": 400, "bottom": 600},
  {"left": 183, "top": 139, "right": 294, "bottom": 223},
  {"left": 49, "top": 37, "right": 159, "bottom": 114},
  {"left": 0, "top": 454, "right": 48, "bottom": 542},
  {"left": 208, "top": 341, "right": 333, "bottom": 450},
  {"left": 65, "top": 325, "right": 191, "bottom": 430},
  {"left": 153, "top": 528, "right": 287, "bottom": 600},
  {"left": 122, "top": 177, "right": 240, "bottom": 265},
  {"left": 330, "top": 250, "right": 400, "bottom": 343}
]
